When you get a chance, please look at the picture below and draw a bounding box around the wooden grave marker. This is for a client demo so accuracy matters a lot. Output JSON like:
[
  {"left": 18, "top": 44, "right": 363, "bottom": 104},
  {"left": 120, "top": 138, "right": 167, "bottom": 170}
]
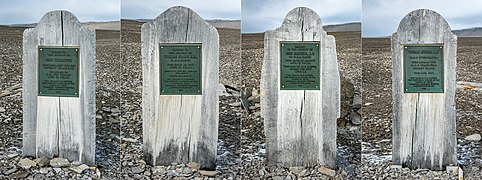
[
  {"left": 141, "top": 6, "right": 219, "bottom": 169},
  {"left": 260, "top": 7, "right": 340, "bottom": 168},
  {"left": 23, "top": 10, "right": 96, "bottom": 165},
  {"left": 391, "top": 9, "right": 457, "bottom": 170}
]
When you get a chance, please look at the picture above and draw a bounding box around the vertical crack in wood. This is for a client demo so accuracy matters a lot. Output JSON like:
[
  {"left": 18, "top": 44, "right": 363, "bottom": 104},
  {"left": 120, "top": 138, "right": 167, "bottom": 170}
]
[
  {"left": 185, "top": 9, "right": 191, "bottom": 43},
  {"left": 300, "top": 9, "right": 304, "bottom": 41},
  {"left": 411, "top": 93, "right": 420, "bottom": 167},
  {"left": 58, "top": 11, "right": 64, "bottom": 156}
]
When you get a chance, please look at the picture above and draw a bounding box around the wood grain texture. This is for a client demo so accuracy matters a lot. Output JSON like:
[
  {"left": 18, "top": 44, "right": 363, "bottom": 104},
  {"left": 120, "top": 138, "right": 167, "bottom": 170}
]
[
  {"left": 260, "top": 7, "right": 339, "bottom": 168},
  {"left": 22, "top": 10, "right": 96, "bottom": 165},
  {"left": 391, "top": 9, "right": 457, "bottom": 170},
  {"left": 141, "top": 6, "right": 219, "bottom": 169}
]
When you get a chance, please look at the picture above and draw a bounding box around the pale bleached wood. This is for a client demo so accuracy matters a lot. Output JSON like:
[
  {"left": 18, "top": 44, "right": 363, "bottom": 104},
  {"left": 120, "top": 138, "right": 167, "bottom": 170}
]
[
  {"left": 23, "top": 10, "right": 96, "bottom": 165},
  {"left": 391, "top": 9, "right": 456, "bottom": 170},
  {"left": 141, "top": 6, "right": 219, "bottom": 169},
  {"left": 261, "top": 7, "right": 339, "bottom": 168}
]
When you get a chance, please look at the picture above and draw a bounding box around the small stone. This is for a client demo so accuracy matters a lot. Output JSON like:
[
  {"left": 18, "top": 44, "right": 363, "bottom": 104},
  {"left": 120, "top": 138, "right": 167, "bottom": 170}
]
[
  {"left": 111, "top": 108, "right": 120, "bottom": 113},
  {"left": 131, "top": 166, "right": 144, "bottom": 174},
  {"left": 40, "top": 167, "right": 51, "bottom": 174},
  {"left": 50, "top": 158, "right": 70, "bottom": 168},
  {"left": 4, "top": 168, "right": 18, "bottom": 175},
  {"left": 34, "top": 156, "right": 49, "bottom": 167},
  {"left": 350, "top": 111, "right": 361, "bottom": 125},
  {"left": 53, "top": 168, "right": 62, "bottom": 173},
  {"left": 391, "top": 165, "right": 402, "bottom": 170},
  {"left": 166, "top": 170, "right": 179, "bottom": 176},
  {"left": 122, "top": 137, "right": 138, "bottom": 143},
  {"left": 71, "top": 161, "right": 82, "bottom": 166},
  {"left": 465, "top": 134, "right": 481, "bottom": 141},
  {"left": 19, "top": 158, "right": 37, "bottom": 169},
  {"left": 318, "top": 166, "right": 336, "bottom": 177},
  {"left": 298, "top": 169, "right": 310, "bottom": 177},
  {"left": 101, "top": 107, "right": 110, "bottom": 112},
  {"left": 187, "top": 162, "right": 200, "bottom": 170},
  {"left": 364, "top": 103, "right": 373, "bottom": 106},
  {"left": 7, "top": 153, "right": 18, "bottom": 159},
  {"left": 96, "top": 115, "right": 102, "bottom": 119},
  {"left": 10, "top": 170, "right": 29, "bottom": 179},
  {"left": 70, "top": 164, "right": 89, "bottom": 173},
  {"left": 229, "top": 102, "right": 241, "bottom": 107},
  {"left": 199, "top": 170, "right": 216, "bottom": 176},
  {"left": 182, "top": 167, "right": 193, "bottom": 174},
  {"left": 0, "top": 107, "right": 6, "bottom": 113},
  {"left": 289, "top": 166, "right": 304, "bottom": 175},
  {"left": 152, "top": 166, "right": 166, "bottom": 175}
]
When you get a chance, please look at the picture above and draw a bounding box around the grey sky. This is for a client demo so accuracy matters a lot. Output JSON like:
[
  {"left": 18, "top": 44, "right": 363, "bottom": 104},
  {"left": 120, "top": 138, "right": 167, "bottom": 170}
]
[
  {"left": 363, "top": 0, "right": 482, "bottom": 37},
  {"left": 242, "top": 0, "right": 361, "bottom": 33},
  {"left": 121, "top": 0, "right": 241, "bottom": 20},
  {"left": 0, "top": 0, "right": 120, "bottom": 25}
]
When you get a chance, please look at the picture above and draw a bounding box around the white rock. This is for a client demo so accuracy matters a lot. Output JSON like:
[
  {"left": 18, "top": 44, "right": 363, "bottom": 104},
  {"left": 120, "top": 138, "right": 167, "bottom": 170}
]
[
  {"left": 50, "top": 158, "right": 70, "bottom": 168},
  {"left": 70, "top": 164, "right": 89, "bottom": 173},
  {"left": 18, "top": 158, "right": 37, "bottom": 169},
  {"left": 465, "top": 134, "right": 481, "bottom": 141}
]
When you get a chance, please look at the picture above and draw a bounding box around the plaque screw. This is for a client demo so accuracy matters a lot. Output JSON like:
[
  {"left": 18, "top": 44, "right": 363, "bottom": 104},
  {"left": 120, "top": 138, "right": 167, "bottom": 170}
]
[
  {"left": 281, "top": 44, "right": 284, "bottom": 46},
  {"left": 197, "top": 46, "right": 200, "bottom": 48},
  {"left": 40, "top": 49, "right": 43, "bottom": 51},
  {"left": 282, "top": 85, "right": 285, "bottom": 88},
  {"left": 161, "top": 47, "right": 163, "bottom": 48},
  {"left": 198, "top": 90, "right": 200, "bottom": 92}
]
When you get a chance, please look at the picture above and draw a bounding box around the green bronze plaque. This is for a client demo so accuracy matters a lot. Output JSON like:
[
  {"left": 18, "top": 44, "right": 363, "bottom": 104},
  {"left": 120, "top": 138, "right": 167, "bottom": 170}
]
[
  {"left": 403, "top": 45, "right": 444, "bottom": 93},
  {"left": 280, "top": 41, "right": 320, "bottom": 90},
  {"left": 159, "top": 43, "right": 202, "bottom": 95},
  {"left": 38, "top": 46, "right": 79, "bottom": 97}
]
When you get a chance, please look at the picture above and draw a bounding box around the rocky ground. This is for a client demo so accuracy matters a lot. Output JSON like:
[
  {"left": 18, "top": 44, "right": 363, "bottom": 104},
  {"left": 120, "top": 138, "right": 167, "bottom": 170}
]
[
  {"left": 0, "top": 26, "right": 121, "bottom": 178},
  {"left": 362, "top": 37, "right": 482, "bottom": 179},
  {"left": 119, "top": 19, "right": 241, "bottom": 179},
  {"left": 240, "top": 31, "right": 362, "bottom": 179}
]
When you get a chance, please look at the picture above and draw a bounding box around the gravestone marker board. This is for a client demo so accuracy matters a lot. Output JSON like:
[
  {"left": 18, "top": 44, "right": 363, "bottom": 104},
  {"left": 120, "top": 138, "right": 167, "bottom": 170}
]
[
  {"left": 392, "top": 9, "right": 457, "bottom": 170},
  {"left": 260, "top": 7, "right": 339, "bottom": 168},
  {"left": 142, "top": 6, "right": 219, "bottom": 169},
  {"left": 23, "top": 10, "right": 96, "bottom": 165}
]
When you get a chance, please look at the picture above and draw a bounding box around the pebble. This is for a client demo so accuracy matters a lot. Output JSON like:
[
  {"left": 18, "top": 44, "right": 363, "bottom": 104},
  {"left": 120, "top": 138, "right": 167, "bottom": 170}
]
[
  {"left": 18, "top": 158, "right": 37, "bottom": 169},
  {"left": 0, "top": 107, "right": 5, "bottom": 113},
  {"left": 187, "top": 162, "right": 200, "bottom": 170},
  {"left": 318, "top": 166, "right": 336, "bottom": 177},
  {"left": 53, "top": 168, "right": 62, "bottom": 173},
  {"left": 131, "top": 166, "right": 144, "bottom": 174},
  {"left": 152, "top": 166, "right": 166, "bottom": 175},
  {"left": 465, "top": 134, "right": 481, "bottom": 141},
  {"left": 70, "top": 164, "right": 89, "bottom": 174},
  {"left": 34, "top": 156, "right": 49, "bottom": 167},
  {"left": 166, "top": 170, "right": 179, "bottom": 176},
  {"left": 4, "top": 168, "right": 18, "bottom": 175},
  {"left": 50, "top": 158, "right": 70, "bottom": 168},
  {"left": 39, "top": 167, "right": 51, "bottom": 174},
  {"left": 10, "top": 170, "right": 28, "bottom": 179},
  {"left": 199, "top": 170, "right": 216, "bottom": 176}
]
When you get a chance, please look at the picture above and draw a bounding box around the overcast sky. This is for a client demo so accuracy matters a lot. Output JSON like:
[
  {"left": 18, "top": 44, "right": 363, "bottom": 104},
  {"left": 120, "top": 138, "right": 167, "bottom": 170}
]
[
  {"left": 242, "top": 0, "right": 361, "bottom": 33},
  {"left": 0, "top": 0, "right": 120, "bottom": 25},
  {"left": 363, "top": 0, "right": 482, "bottom": 37},
  {"left": 121, "top": 0, "right": 241, "bottom": 20}
]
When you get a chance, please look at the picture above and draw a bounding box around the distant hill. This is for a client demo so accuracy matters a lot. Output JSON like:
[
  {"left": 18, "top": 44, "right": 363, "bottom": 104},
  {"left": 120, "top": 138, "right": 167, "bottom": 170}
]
[
  {"left": 128, "top": 19, "right": 240, "bottom": 29},
  {"left": 453, "top": 27, "right": 482, "bottom": 37},
  {"left": 323, "top": 22, "right": 361, "bottom": 32},
  {"left": 6, "top": 21, "right": 120, "bottom": 31}
]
